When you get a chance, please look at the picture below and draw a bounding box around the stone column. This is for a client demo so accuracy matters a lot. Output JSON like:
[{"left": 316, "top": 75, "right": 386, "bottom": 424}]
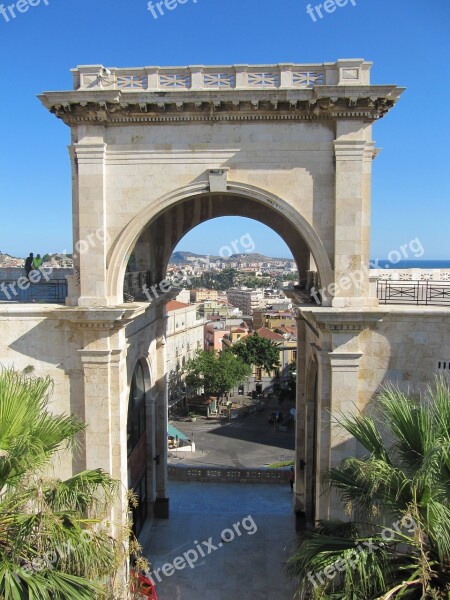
[
  {"left": 109, "top": 332, "right": 131, "bottom": 533},
  {"left": 72, "top": 128, "right": 109, "bottom": 307},
  {"left": 333, "top": 121, "right": 377, "bottom": 308},
  {"left": 154, "top": 305, "right": 169, "bottom": 518},
  {"left": 73, "top": 309, "right": 134, "bottom": 539},
  {"left": 315, "top": 349, "right": 332, "bottom": 520},
  {"left": 294, "top": 315, "right": 307, "bottom": 523}
]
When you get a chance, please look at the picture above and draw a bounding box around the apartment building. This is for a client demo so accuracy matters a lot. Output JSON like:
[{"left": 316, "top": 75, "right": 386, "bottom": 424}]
[
  {"left": 190, "top": 288, "right": 219, "bottom": 302},
  {"left": 253, "top": 310, "right": 296, "bottom": 331},
  {"left": 226, "top": 288, "right": 265, "bottom": 315},
  {"left": 165, "top": 300, "right": 204, "bottom": 406}
]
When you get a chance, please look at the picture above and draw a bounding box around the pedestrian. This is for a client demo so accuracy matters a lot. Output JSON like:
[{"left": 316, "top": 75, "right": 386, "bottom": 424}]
[
  {"left": 289, "top": 466, "right": 295, "bottom": 492},
  {"left": 32, "top": 254, "right": 43, "bottom": 271},
  {"left": 24, "top": 253, "right": 34, "bottom": 279}
]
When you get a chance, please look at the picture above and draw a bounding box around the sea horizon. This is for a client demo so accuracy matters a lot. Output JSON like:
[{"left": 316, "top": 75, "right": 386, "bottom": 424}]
[{"left": 370, "top": 259, "right": 450, "bottom": 269}]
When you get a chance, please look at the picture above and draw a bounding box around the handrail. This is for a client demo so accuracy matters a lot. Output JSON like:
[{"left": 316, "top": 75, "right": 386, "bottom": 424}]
[{"left": 377, "top": 280, "right": 450, "bottom": 306}]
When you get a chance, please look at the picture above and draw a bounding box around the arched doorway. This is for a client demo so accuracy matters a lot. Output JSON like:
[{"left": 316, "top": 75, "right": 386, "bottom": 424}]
[
  {"left": 123, "top": 209, "right": 309, "bottom": 525},
  {"left": 127, "top": 360, "right": 148, "bottom": 535}
]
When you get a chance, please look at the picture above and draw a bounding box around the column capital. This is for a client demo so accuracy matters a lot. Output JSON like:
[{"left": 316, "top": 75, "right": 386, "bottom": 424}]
[
  {"left": 73, "top": 142, "right": 107, "bottom": 164},
  {"left": 78, "top": 348, "right": 115, "bottom": 365},
  {"left": 328, "top": 351, "right": 363, "bottom": 371},
  {"left": 334, "top": 140, "right": 366, "bottom": 160}
]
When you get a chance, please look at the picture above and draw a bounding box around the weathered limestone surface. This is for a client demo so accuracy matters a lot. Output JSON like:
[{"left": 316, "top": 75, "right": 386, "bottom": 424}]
[
  {"left": 294, "top": 304, "right": 450, "bottom": 520},
  {"left": 39, "top": 59, "right": 404, "bottom": 308},
  {"left": 5, "top": 61, "right": 446, "bottom": 534}
]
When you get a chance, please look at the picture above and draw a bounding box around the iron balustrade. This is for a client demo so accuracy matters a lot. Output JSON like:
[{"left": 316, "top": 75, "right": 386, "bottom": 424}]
[
  {"left": 0, "top": 279, "right": 68, "bottom": 304},
  {"left": 377, "top": 280, "right": 450, "bottom": 306}
]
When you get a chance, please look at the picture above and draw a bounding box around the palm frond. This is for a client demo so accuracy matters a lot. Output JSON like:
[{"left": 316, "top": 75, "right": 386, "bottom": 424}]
[
  {"left": 288, "top": 376, "right": 450, "bottom": 599},
  {"left": 336, "top": 412, "right": 391, "bottom": 463}
]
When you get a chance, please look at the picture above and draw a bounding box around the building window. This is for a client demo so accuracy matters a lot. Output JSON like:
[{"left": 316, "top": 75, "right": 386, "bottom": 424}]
[{"left": 127, "top": 361, "right": 146, "bottom": 457}]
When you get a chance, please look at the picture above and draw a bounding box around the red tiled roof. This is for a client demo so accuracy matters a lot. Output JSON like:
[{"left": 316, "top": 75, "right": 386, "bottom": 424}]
[
  {"left": 166, "top": 300, "right": 189, "bottom": 311},
  {"left": 255, "top": 327, "right": 285, "bottom": 341}
]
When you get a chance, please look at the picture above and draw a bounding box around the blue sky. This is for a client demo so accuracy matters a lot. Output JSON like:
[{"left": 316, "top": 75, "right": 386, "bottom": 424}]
[{"left": 0, "top": 0, "right": 449, "bottom": 260}]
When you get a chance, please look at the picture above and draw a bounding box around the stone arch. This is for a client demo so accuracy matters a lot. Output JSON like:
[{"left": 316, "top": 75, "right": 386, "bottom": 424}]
[{"left": 106, "top": 181, "right": 333, "bottom": 305}]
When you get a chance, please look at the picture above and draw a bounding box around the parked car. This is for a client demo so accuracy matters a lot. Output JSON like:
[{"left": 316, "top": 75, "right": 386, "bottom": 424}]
[{"left": 268, "top": 411, "right": 282, "bottom": 423}]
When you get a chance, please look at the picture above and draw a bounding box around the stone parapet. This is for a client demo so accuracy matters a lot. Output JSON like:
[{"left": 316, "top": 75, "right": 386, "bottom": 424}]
[
  {"left": 371, "top": 268, "right": 450, "bottom": 281},
  {"left": 70, "top": 60, "right": 372, "bottom": 92},
  {"left": 168, "top": 465, "right": 290, "bottom": 484},
  {"left": 39, "top": 60, "right": 404, "bottom": 126}
]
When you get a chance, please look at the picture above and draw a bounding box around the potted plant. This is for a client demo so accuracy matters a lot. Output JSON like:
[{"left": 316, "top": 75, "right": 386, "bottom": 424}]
[{"left": 189, "top": 413, "right": 197, "bottom": 422}]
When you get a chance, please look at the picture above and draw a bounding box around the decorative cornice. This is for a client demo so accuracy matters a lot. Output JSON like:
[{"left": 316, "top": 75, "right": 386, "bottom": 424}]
[
  {"left": 63, "top": 305, "right": 147, "bottom": 330},
  {"left": 328, "top": 323, "right": 367, "bottom": 332},
  {"left": 298, "top": 307, "right": 387, "bottom": 333},
  {"left": 39, "top": 86, "right": 404, "bottom": 127}
]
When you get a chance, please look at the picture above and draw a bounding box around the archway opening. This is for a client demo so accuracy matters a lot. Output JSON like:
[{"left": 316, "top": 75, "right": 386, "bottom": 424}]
[
  {"left": 127, "top": 360, "right": 148, "bottom": 536},
  {"left": 162, "top": 216, "right": 300, "bottom": 418},
  {"left": 115, "top": 190, "right": 327, "bottom": 542},
  {"left": 107, "top": 187, "right": 333, "bottom": 306}
]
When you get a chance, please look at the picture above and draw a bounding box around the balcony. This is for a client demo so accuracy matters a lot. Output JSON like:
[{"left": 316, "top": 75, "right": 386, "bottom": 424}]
[
  {"left": 0, "top": 279, "right": 68, "bottom": 304},
  {"left": 377, "top": 280, "right": 450, "bottom": 307}
]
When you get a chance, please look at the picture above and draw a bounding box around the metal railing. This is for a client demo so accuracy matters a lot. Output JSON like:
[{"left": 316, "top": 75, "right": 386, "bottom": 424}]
[
  {"left": 377, "top": 280, "right": 450, "bottom": 306},
  {"left": 168, "top": 465, "right": 290, "bottom": 485},
  {"left": 0, "top": 279, "right": 68, "bottom": 304}
]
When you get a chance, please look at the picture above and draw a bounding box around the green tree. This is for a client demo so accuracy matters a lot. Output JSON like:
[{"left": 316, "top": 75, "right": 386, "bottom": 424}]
[
  {"left": 286, "top": 377, "right": 450, "bottom": 599},
  {"left": 0, "top": 368, "right": 125, "bottom": 599},
  {"left": 184, "top": 350, "right": 251, "bottom": 398},
  {"left": 231, "top": 333, "right": 281, "bottom": 375},
  {"left": 216, "top": 268, "right": 237, "bottom": 290}
]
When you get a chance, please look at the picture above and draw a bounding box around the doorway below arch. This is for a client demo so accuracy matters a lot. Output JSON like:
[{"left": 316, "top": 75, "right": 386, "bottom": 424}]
[{"left": 128, "top": 360, "right": 148, "bottom": 535}]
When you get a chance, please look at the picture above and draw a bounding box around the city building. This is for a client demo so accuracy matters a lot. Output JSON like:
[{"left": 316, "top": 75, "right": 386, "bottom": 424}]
[
  {"left": 190, "top": 288, "right": 219, "bottom": 303},
  {"left": 227, "top": 288, "right": 265, "bottom": 315},
  {"left": 204, "top": 322, "right": 230, "bottom": 352},
  {"left": 201, "top": 300, "right": 242, "bottom": 319},
  {"left": 253, "top": 310, "right": 297, "bottom": 331},
  {"left": 165, "top": 300, "right": 204, "bottom": 407}
]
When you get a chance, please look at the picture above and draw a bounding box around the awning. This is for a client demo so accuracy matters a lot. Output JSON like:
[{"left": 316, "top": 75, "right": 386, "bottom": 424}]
[{"left": 168, "top": 423, "right": 188, "bottom": 441}]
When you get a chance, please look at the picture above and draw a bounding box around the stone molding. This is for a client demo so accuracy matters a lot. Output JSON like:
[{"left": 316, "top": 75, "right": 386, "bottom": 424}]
[
  {"left": 63, "top": 306, "right": 147, "bottom": 331},
  {"left": 39, "top": 89, "right": 403, "bottom": 126},
  {"left": 334, "top": 140, "right": 367, "bottom": 160},
  {"left": 78, "top": 348, "right": 120, "bottom": 365},
  {"left": 328, "top": 352, "right": 363, "bottom": 370},
  {"left": 74, "top": 143, "right": 107, "bottom": 165}
]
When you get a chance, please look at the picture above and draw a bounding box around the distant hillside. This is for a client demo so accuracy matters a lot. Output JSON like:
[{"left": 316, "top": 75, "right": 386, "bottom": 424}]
[
  {"left": 170, "top": 251, "right": 213, "bottom": 264},
  {"left": 223, "top": 253, "right": 291, "bottom": 262},
  {"left": 169, "top": 251, "right": 293, "bottom": 264}
]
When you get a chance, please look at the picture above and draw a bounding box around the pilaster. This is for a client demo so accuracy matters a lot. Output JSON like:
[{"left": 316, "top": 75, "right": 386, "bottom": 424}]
[
  {"left": 294, "top": 317, "right": 307, "bottom": 516},
  {"left": 333, "top": 121, "right": 378, "bottom": 308},
  {"left": 72, "top": 139, "right": 108, "bottom": 307}
]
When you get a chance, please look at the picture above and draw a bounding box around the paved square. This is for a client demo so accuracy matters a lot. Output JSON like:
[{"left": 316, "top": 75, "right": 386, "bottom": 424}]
[{"left": 141, "top": 481, "right": 297, "bottom": 599}]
